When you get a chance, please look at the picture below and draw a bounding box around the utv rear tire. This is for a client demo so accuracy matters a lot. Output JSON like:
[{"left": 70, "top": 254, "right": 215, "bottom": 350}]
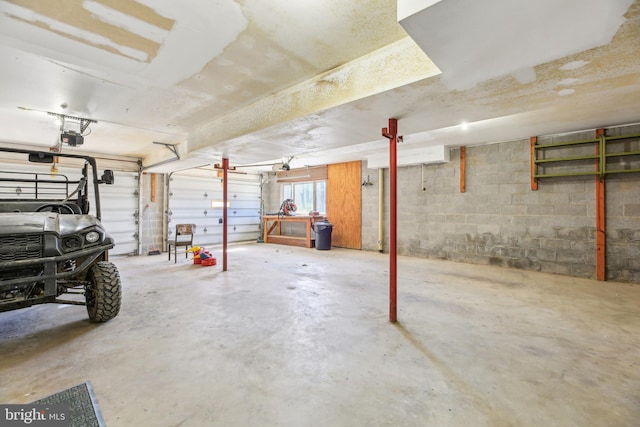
[{"left": 86, "top": 261, "right": 121, "bottom": 322}]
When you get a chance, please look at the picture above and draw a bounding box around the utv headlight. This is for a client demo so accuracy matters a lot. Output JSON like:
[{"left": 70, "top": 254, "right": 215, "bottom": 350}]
[
  {"left": 63, "top": 235, "right": 83, "bottom": 250},
  {"left": 85, "top": 231, "right": 101, "bottom": 243}
]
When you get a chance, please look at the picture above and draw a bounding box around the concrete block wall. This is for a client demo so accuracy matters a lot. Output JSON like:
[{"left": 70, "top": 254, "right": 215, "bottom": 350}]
[
  {"left": 361, "top": 170, "right": 384, "bottom": 251},
  {"left": 362, "top": 124, "right": 640, "bottom": 284},
  {"left": 602, "top": 125, "right": 640, "bottom": 282},
  {"left": 264, "top": 172, "right": 281, "bottom": 214},
  {"left": 139, "top": 172, "right": 165, "bottom": 255}
]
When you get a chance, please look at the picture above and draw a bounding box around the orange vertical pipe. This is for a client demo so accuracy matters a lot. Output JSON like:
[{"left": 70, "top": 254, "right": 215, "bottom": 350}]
[
  {"left": 382, "top": 118, "right": 398, "bottom": 323},
  {"left": 222, "top": 158, "right": 229, "bottom": 272},
  {"left": 530, "top": 136, "right": 538, "bottom": 191},
  {"left": 595, "top": 129, "right": 605, "bottom": 280},
  {"left": 150, "top": 173, "right": 157, "bottom": 203},
  {"left": 460, "top": 146, "right": 466, "bottom": 193}
]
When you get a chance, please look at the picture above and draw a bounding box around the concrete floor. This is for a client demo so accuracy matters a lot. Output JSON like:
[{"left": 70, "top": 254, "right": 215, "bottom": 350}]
[{"left": 0, "top": 243, "right": 638, "bottom": 426}]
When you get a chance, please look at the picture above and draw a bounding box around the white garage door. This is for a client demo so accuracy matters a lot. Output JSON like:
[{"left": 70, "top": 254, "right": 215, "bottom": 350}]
[
  {"left": 97, "top": 170, "right": 139, "bottom": 256},
  {"left": 168, "top": 171, "right": 261, "bottom": 248},
  {"left": 0, "top": 156, "right": 140, "bottom": 256}
]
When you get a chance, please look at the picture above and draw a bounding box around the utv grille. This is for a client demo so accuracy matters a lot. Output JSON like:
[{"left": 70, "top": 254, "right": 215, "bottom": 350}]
[{"left": 0, "top": 234, "right": 43, "bottom": 261}]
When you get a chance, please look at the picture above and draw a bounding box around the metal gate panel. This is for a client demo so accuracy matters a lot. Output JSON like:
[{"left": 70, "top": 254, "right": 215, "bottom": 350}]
[
  {"left": 0, "top": 160, "right": 139, "bottom": 256},
  {"left": 168, "top": 172, "right": 261, "bottom": 248}
]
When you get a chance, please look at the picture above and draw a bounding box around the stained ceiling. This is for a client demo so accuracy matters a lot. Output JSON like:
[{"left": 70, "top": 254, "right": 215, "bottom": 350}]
[{"left": 0, "top": 0, "right": 638, "bottom": 172}]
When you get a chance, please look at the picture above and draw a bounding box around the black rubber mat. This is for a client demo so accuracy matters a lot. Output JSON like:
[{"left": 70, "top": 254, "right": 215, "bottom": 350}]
[{"left": 32, "top": 381, "right": 105, "bottom": 427}]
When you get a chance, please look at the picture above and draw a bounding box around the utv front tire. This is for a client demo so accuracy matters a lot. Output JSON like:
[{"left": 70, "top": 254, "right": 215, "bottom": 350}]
[{"left": 86, "top": 261, "right": 121, "bottom": 322}]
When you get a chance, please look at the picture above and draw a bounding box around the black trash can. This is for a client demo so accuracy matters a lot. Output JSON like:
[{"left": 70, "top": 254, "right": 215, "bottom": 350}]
[{"left": 314, "top": 221, "right": 333, "bottom": 250}]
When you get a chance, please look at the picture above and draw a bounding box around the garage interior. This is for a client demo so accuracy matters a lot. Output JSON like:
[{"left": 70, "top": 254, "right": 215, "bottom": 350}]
[{"left": 0, "top": 0, "right": 639, "bottom": 426}]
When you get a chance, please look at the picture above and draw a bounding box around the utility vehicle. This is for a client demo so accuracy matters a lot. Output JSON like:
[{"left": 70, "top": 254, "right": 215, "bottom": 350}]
[{"left": 0, "top": 147, "right": 121, "bottom": 322}]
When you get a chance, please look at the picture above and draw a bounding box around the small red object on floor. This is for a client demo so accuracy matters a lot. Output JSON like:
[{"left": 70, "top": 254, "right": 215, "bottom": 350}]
[{"left": 201, "top": 257, "right": 217, "bottom": 266}]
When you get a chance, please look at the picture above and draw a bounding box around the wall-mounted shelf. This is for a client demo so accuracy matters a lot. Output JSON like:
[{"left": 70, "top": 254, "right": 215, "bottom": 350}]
[{"left": 532, "top": 133, "right": 640, "bottom": 181}]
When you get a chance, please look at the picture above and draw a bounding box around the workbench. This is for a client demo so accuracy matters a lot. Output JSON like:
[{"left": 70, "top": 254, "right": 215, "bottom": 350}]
[{"left": 262, "top": 215, "right": 325, "bottom": 248}]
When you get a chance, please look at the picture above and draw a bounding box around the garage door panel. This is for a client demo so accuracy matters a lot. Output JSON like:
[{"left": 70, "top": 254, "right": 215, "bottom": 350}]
[
  {"left": 104, "top": 220, "right": 137, "bottom": 233},
  {"left": 91, "top": 171, "right": 139, "bottom": 256},
  {"left": 169, "top": 182, "right": 258, "bottom": 196},
  {"left": 192, "top": 231, "right": 259, "bottom": 248},
  {"left": 168, "top": 173, "right": 260, "bottom": 246},
  {"left": 225, "top": 200, "right": 260, "bottom": 210},
  {"left": 0, "top": 160, "right": 140, "bottom": 256},
  {"left": 110, "top": 231, "right": 137, "bottom": 246},
  {"left": 170, "top": 211, "right": 260, "bottom": 229}
]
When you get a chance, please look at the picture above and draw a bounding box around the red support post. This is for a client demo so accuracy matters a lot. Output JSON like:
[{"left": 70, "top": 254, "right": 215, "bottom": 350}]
[
  {"left": 530, "top": 136, "right": 538, "bottom": 191},
  {"left": 460, "top": 146, "right": 466, "bottom": 193},
  {"left": 595, "top": 129, "right": 605, "bottom": 280},
  {"left": 382, "top": 118, "right": 398, "bottom": 323},
  {"left": 222, "top": 157, "right": 229, "bottom": 272}
]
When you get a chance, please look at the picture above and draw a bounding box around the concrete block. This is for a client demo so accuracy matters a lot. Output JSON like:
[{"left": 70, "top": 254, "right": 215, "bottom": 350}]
[
  {"left": 512, "top": 216, "right": 540, "bottom": 226},
  {"left": 445, "top": 234, "right": 467, "bottom": 246},
  {"left": 528, "top": 248, "right": 556, "bottom": 262},
  {"left": 446, "top": 214, "right": 466, "bottom": 224},
  {"left": 626, "top": 256, "right": 640, "bottom": 270},
  {"left": 476, "top": 204, "right": 502, "bottom": 215},
  {"left": 553, "top": 182, "right": 587, "bottom": 194},
  {"left": 508, "top": 148, "right": 531, "bottom": 164},
  {"left": 549, "top": 216, "right": 593, "bottom": 228},
  {"left": 443, "top": 202, "right": 476, "bottom": 215},
  {"left": 553, "top": 204, "right": 588, "bottom": 217},
  {"left": 570, "top": 263, "right": 596, "bottom": 279},
  {"left": 514, "top": 257, "right": 541, "bottom": 270},
  {"left": 461, "top": 255, "right": 489, "bottom": 265},
  {"left": 419, "top": 237, "right": 444, "bottom": 250},
  {"left": 540, "top": 238, "right": 572, "bottom": 250},
  {"left": 512, "top": 192, "right": 539, "bottom": 205},
  {"left": 466, "top": 214, "right": 504, "bottom": 225},
  {"left": 462, "top": 191, "right": 499, "bottom": 205},
  {"left": 503, "top": 247, "right": 526, "bottom": 258},
  {"left": 420, "top": 214, "right": 446, "bottom": 226},
  {"left": 607, "top": 269, "right": 640, "bottom": 283},
  {"left": 609, "top": 218, "right": 640, "bottom": 230},
  {"left": 606, "top": 229, "right": 626, "bottom": 242},
  {"left": 499, "top": 183, "right": 531, "bottom": 194},
  {"left": 538, "top": 192, "right": 570, "bottom": 205},
  {"left": 499, "top": 192, "right": 512, "bottom": 206},
  {"left": 527, "top": 226, "right": 556, "bottom": 239},
  {"left": 627, "top": 229, "right": 640, "bottom": 242},
  {"left": 619, "top": 242, "right": 640, "bottom": 258},
  {"left": 500, "top": 224, "right": 524, "bottom": 237},
  {"left": 569, "top": 191, "right": 589, "bottom": 204},
  {"left": 477, "top": 224, "right": 501, "bottom": 235},
  {"left": 519, "top": 238, "right": 541, "bottom": 250},
  {"left": 501, "top": 205, "right": 527, "bottom": 215},
  {"left": 540, "top": 261, "right": 571, "bottom": 276},
  {"left": 424, "top": 202, "right": 449, "bottom": 214},
  {"left": 474, "top": 173, "right": 503, "bottom": 185},
  {"left": 557, "top": 251, "right": 587, "bottom": 264},
  {"left": 477, "top": 245, "right": 504, "bottom": 257},
  {"left": 555, "top": 227, "right": 591, "bottom": 240},
  {"left": 427, "top": 194, "right": 448, "bottom": 204},
  {"left": 570, "top": 239, "right": 593, "bottom": 252},
  {"left": 526, "top": 204, "right": 555, "bottom": 215},
  {"left": 624, "top": 204, "right": 640, "bottom": 217},
  {"left": 501, "top": 138, "right": 527, "bottom": 149}
]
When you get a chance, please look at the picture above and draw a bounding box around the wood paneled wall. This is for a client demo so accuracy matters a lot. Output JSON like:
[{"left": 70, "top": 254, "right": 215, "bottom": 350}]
[{"left": 327, "top": 161, "right": 361, "bottom": 249}]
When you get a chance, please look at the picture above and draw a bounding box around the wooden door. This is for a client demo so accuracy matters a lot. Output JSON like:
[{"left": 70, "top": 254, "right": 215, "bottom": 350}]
[{"left": 326, "top": 161, "right": 361, "bottom": 249}]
